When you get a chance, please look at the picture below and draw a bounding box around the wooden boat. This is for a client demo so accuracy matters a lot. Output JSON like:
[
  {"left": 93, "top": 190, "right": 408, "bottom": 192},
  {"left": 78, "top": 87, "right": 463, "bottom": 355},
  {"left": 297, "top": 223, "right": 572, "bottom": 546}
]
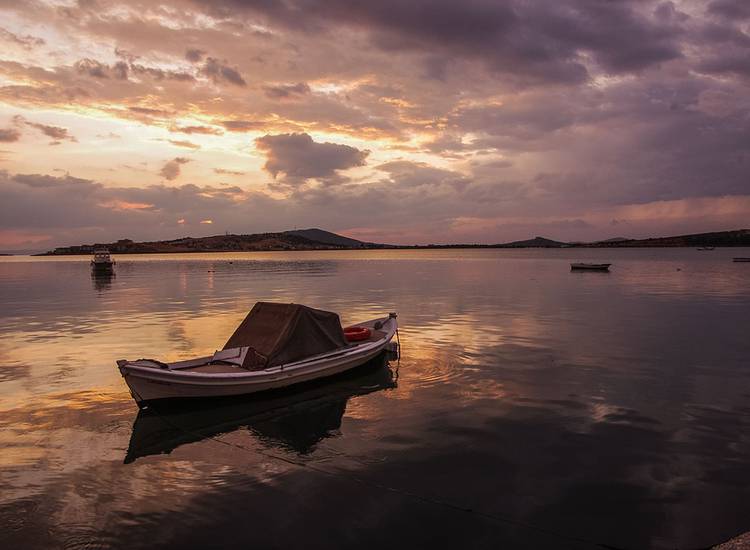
[
  {"left": 90, "top": 248, "right": 115, "bottom": 272},
  {"left": 733, "top": 257, "right": 750, "bottom": 262},
  {"left": 570, "top": 263, "right": 611, "bottom": 271},
  {"left": 117, "top": 302, "right": 398, "bottom": 407}
]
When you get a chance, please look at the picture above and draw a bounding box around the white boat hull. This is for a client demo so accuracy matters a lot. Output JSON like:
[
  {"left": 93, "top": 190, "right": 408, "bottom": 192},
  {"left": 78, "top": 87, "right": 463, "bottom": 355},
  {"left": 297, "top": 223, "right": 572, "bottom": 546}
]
[{"left": 118, "top": 315, "right": 397, "bottom": 405}]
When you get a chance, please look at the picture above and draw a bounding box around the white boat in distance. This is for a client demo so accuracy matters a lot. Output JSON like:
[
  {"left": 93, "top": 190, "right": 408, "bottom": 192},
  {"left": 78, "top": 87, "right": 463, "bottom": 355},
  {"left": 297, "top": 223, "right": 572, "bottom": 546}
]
[
  {"left": 570, "top": 263, "right": 611, "bottom": 271},
  {"left": 91, "top": 248, "right": 115, "bottom": 272},
  {"left": 117, "top": 302, "right": 398, "bottom": 407}
]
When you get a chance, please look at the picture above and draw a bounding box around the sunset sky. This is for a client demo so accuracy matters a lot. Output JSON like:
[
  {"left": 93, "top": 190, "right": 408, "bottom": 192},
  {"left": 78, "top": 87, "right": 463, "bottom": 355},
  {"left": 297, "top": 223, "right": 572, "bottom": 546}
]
[{"left": 1, "top": 0, "right": 749, "bottom": 249}]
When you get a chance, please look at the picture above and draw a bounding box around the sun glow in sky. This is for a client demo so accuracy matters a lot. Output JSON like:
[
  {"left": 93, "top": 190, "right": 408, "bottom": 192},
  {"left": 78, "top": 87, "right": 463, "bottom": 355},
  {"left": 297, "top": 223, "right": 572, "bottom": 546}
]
[{"left": 1, "top": 0, "right": 749, "bottom": 250}]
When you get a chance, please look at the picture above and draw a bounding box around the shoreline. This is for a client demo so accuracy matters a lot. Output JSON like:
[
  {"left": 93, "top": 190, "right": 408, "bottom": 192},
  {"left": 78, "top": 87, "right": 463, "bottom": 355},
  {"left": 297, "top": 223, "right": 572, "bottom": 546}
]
[
  {"left": 34, "top": 243, "right": 750, "bottom": 256},
  {"left": 0, "top": 244, "right": 742, "bottom": 258}
]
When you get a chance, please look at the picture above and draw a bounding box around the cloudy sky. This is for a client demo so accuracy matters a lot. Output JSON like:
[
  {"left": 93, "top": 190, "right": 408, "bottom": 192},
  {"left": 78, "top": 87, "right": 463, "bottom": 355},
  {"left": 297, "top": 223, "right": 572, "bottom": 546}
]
[{"left": 0, "top": 0, "right": 749, "bottom": 249}]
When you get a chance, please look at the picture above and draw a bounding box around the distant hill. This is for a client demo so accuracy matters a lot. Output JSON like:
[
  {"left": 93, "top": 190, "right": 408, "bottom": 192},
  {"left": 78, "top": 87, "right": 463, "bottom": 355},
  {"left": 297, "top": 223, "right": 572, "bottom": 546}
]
[
  {"left": 41, "top": 229, "right": 383, "bottom": 255},
  {"left": 498, "top": 236, "right": 568, "bottom": 248},
  {"left": 586, "top": 229, "right": 750, "bottom": 248},
  {"left": 596, "top": 237, "right": 629, "bottom": 243},
  {"left": 284, "top": 228, "right": 371, "bottom": 248}
]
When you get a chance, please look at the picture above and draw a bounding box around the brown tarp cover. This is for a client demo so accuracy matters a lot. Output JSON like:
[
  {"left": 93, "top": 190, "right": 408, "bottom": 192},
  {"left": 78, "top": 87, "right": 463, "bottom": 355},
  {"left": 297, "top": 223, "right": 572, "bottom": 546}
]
[{"left": 223, "top": 302, "right": 348, "bottom": 369}]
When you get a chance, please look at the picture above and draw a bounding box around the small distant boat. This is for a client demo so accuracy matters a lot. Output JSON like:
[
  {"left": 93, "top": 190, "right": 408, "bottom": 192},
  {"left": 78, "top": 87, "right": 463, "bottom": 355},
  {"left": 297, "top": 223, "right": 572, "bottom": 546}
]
[
  {"left": 117, "top": 302, "right": 399, "bottom": 407},
  {"left": 571, "top": 263, "right": 611, "bottom": 271},
  {"left": 697, "top": 247, "right": 715, "bottom": 251},
  {"left": 733, "top": 257, "right": 750, "bottom": 263},
  {"left": 91, "top": 248, "right": 115, "bottom": 272}
]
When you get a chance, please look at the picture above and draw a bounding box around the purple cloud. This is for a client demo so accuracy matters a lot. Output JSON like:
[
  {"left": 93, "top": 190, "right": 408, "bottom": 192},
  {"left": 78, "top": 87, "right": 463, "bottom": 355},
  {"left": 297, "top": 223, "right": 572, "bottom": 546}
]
[{"left": 255, "top": 133, "right": 369, "bottom": 183}]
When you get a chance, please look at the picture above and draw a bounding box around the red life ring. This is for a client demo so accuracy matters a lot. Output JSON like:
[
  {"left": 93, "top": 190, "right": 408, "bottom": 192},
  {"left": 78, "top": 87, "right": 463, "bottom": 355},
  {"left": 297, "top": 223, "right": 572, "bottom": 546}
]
[{"left": 344, "top": 326, "right": 371, "bottom": 342}]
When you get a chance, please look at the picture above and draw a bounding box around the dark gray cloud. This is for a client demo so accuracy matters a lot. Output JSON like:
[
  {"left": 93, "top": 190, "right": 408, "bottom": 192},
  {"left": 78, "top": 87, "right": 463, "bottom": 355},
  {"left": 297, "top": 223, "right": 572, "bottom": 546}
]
[
  {"left": 376, "top": 160, "right": 469, "bottom": 190},
  {"left": 112, "top": 60, "right": 129, "bottom": 80},
  {"left": 697, "top": 20, "right": 750, "bottom": 47},
  {"left": 74, "top": 56, "right": 195, "bottom": 82},
  {"left": 160, "top": 157, "right": 191, "bottom": 180},
  {"left": 0, "top": 127, "right": 21, "bottom": 142},
  {"left": 26, "top": 122, "right": 76, "bottom": 142},
  {"left": 114, "top": 46, "right": 138, "bottom": 63},
  {"left": 453, "top": 95, "right": 583, "bottom": 145},
  {"left": 168, "top": 139, "right": 201, "bottom": 149},
  {"left": 263, "top": 82, "right": 311, "bottom": 99},
  {"left": 697, "top": 53, "right": 750, "bottom": 77},
  {"left": 185, "top": 48, "right": 206, "bottom": 62},
  {"left": 12, "top": 115, "right": 77, "bottom": 144},
  {"left": 455, "top": 75, "right": 750, "bottom": 207},
  {"left": 170, "top": 124, "right": 223, "bottom": 135},
  {"left": 423, "top": 134, "right": 469, "bottom": 155},
  {"left": 128, "top": 106, "right": 171, "bottom": 117},
  {"left": 129, "top": 63, "right": 195, "bottom": 82},
  {"left": 207, "top": 0, "right": 684, "bottom": 82},
  {"left": 0, "top": 27, "right": 45, "bottom": 49},
  {"left": 693, "top": 10, "right": 750, "bottom": 78},
  {"left": 255, "top": 133, "right": 369, "bottom": 182},
  {"left": 75, "top": 58, "right": 109, "bottom": 78},
  {"left": 220, "top": 120, "right": 264, "bottom": 132},
  {"left": 200, "top": 57, "right": 246, "bottom": 86},
  {"left": 707, "top": 0, "right": 750, "bottom": 19},
  {"left": 518, "top": 1, "right": 684, "bottom": 73}
]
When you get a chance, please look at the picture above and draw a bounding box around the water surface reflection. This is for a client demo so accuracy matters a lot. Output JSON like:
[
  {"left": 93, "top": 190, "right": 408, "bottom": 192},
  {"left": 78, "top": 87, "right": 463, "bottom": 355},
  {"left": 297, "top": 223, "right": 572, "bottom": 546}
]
[
  {"left": 1, "top": 249, "right": 749, "bottom": 549},
  {"left": 91, "top": 271, "right": 115, "bottom": 292}
]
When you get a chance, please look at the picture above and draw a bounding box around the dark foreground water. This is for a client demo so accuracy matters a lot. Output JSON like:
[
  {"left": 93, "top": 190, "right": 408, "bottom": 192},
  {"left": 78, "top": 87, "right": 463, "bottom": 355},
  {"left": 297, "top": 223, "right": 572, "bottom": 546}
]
[{"left": 1, "top": 248, "right": 749, "bottom": 549}]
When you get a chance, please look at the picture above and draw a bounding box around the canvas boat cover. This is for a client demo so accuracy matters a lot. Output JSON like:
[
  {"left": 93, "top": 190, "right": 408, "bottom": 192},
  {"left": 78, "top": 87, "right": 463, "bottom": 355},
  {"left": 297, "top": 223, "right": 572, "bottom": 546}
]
[{"left": 223, "top": 302, "right": 348, "bottom": 370}]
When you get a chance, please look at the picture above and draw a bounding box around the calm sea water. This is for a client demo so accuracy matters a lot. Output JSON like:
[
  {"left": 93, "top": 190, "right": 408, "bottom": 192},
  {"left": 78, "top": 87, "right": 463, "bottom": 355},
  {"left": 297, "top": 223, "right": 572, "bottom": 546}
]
[{"left": 1, "top": 248, "right": 749, "bottom": 549}]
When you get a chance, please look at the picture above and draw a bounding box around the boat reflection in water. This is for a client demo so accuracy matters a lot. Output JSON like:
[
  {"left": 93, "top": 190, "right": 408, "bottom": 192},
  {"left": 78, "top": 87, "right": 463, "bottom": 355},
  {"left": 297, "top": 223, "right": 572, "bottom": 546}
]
[
  {"left": 124, "top": 353, "right": 397, "bottom": 463},
  {"left": 91, "top": 270, "right": 115, "bottom": 291}
]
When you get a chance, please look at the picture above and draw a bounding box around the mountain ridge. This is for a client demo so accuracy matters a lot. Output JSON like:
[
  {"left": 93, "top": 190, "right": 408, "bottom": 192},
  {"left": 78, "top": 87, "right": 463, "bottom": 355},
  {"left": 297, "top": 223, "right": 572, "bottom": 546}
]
[
  {"left": 40, "top": 230, "right": 379, "bottom": 255},
  {"left": 37, "top": 228, "right": 750, "bottom": 255},
  {"left": 497, "top": 236, "right": 567, "bottom": 248},
  {"left": 583, "top": 229, "right": 750, "bottom": 248},
  {"left": 283, "top": 228, "right": 376, "bottom": 248}
]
